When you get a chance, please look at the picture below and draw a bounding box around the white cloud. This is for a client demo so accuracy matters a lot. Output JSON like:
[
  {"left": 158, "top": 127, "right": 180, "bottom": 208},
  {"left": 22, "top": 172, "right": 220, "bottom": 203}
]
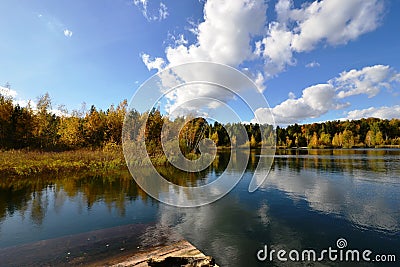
[
  {"left": 63, "top": 29, "right": 73, "bottom": 38},
  {"left": 261, "top": 22, "right": 295, "bottom": 78},
  {"left": 255, "top": 83, "right": 348, "bottom": 124},
  {"left": 141, "top": 53, "right": 165, "bottom": 71},
  {"left": 134, "top": 0, "right": 169, "bottom": 22},
  {"left": 143, "top": 0, "right": 385, "bottom": 87},
  {"left": 185, "top": 18, "right": 200, "bottom": 36},
  {"left": 290, "top": 0, "right": 384, "bottom": 52},
  {"left": 0, "top": 86, "right": 17, "bottom": 98},
  {"left": 305, "top": 61, "right": 320, "bottom": 68},
  {"left": 166, "top": 33, "right": 189, "bottom": 47},
  {"left": 14, "top": 99, "right": 33, "bottom": 108},
  {"left": 0, "top": 86, "right": 35, "bottom": 110},
  {"left": 140, "top": 0, "right": 270, "bottom": 118},
  {"left": 333, "top": 65, "right": 399, "bottom": 98},
  {"left": 288, "top": 92, "right": 296, "bottom": 99},
  {"left": 253, "top": 64, "right": 398, "bottom": 124},
  {"left": 345, "top": 105, "right": 400, "bottom": 120},
  {"left": 0, "top": 86, "right": 70, "bottom": 116},
  {"left": 158, "top": 2, "right": 169, "bottom": 20},
  {"left": 139, "top": 0, "right": 388, "bottom": 124},
  {"left": 275, "top": 0, "right": 292, "bottom": 23},
  {"left": 255, "top": 0, "right": 384, "bottom": 77},
  {"left": 253, "top": 72, "right": 266, "bottom": 92},
  {"left": 174, "top": 34, "right": 188, "bottom": 46},
  {"left": 262, "top": 168, "right": 400, "bottom": 232},
  {"left": 13, "top": 99, "right": 66, "bottom": 116},
  {"left": 164, "top": 0, "right": 267, "bottom": 68},
  {"left": 134, "top": 0, "right": 149, "bottom": 19}
]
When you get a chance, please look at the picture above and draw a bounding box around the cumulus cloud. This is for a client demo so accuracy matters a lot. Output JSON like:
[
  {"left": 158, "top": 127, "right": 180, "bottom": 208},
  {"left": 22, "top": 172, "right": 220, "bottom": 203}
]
[
  {"left": 140, "top": 0, "right": 270, "bottom": 113},
  {"left": 345, "top": 105, "right": 400, "bottom": 120},
  {"left": 134, "top": 0, "right": 169, "bottom": 22},
  {"left": 163, "top": 0, "right": 267, "bottom": 68},
  {"left": 63, "top": 29, "right": 73, "bottom": 38},
  {"left": 255, "top": 83, "right": 348, "bottom": 124},
  {"left": 260, "top": 22, "right": 295, "bottom": 78},
  {"left": 255, "top": 0, "right": 384, "bottom": 77},
  {"left": 141, "top": 0, "right": 268, "bottom": 71},
  {"left": 157, "top": 63, "right": 268, "bottom": 118},
  {"left": 332, "top": 65, "right": 400, "bottom": 98},
  {"left": 142, "top": 0, "right": 385, "bottom": 91},
  {"left": 254, "top": 64, "right": 399, "bottom": 124},
  {"left": 139, "top": 0, "right": 388, "bottom": 123},
  {"left": 290, "top": 0, "right": 384, "bottom": 52}
]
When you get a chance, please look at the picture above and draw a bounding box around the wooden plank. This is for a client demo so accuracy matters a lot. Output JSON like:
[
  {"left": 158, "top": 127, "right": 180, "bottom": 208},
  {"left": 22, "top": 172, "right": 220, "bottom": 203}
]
[
  {"left": 109, "top": 240, "right": 218, "bottom": 267},
  {"left": 0, "top": 224, "right": 218, "bottom": 267}
]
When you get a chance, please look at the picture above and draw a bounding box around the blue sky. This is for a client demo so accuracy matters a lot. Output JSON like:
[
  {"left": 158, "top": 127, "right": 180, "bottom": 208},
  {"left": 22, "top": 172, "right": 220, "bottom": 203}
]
[{"left": 1, "top": 0, "right": 399, "bottom": 124}]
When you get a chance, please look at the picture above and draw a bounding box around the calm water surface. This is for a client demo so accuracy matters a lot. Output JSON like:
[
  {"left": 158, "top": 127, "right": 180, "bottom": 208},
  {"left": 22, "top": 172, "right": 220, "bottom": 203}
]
[{"left": 0, "top": 149, "right": 399, "bottom": 266}]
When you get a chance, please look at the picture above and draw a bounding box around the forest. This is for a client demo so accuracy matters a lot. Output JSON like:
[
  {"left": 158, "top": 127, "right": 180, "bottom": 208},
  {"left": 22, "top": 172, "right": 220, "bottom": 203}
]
[{"left": 1, "top": 92, "right": 400, "bottom": 154}]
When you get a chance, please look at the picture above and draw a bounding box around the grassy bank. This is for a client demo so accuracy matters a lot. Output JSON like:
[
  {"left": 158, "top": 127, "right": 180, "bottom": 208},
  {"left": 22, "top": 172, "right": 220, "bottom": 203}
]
[
  {"left": 0, "top": 148, "right": 126, "bottom": 177},
  {"left": 2, "top": 145, "right": 398, "bottom": 177}
]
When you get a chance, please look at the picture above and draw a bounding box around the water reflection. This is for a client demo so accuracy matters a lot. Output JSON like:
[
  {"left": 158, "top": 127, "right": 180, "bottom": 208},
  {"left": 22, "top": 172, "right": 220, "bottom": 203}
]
[
  {"left": 0, "top": 149, "right": 399, "bottom": 267},
  {"left": 264, "top": 149, "right": 400, "bottom": 234},
  {"left": 274, "top": 149, "right": 400, "bottom": 179},
  {"left": 149, "top": 148, "right": 400, "bottom": 266},
  {"left": 0, "top": 171, "right": 148, "bottom": 226}
]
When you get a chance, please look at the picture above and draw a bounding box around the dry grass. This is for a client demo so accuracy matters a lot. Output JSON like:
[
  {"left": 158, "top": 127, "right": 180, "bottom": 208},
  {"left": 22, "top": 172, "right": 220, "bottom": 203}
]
[{"left": 0, "top": 148, "right": 126, "bottom": 176}]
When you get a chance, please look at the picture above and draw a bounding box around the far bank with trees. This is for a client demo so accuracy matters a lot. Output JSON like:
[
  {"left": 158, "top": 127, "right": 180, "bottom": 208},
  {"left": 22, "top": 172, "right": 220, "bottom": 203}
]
[{"left": 1, "top": 92, "right": 400, "bottom": 154}]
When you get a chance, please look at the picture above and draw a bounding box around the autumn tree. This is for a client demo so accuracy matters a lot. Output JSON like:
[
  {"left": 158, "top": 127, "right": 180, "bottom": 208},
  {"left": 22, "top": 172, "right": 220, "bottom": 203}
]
[
  {"left": 365, "top": 130, "right": 375, "bottom": 147},
  {"left": 342, "top": 130, "right": 355, "bottom": 148},
  {"left": 11, "top": 103, "right": 34, "bottom": 148},
  {"left": 308, "top": 132, "right": 319, "bottom": 148},
  {"left": 319, "top": 132, "right": 331, "bottom": 147},
  {"left": 145, "top": 108, "right": 163, "bottom": 156},
  {"left": 179, "top": 117, "right": 207, "bottom": 154},
  {"left": 32, "top": 93, "right": 58, "bottom": 149},
  {"left": 84, "top": 105, "right": 106, "bottom": 148},
  {"left": 58, "top": 115, "right": 83, "bottom": 148},
  {"left": 0, "top": 94, "right": 14, "bottom": 148},
  {"left": 375, "top": 131, "right": 384, "bottom": 146},
  {"left": 210, "top": 132, "right": 219, "bottom": 146},
  {"left": 105, "top": 100, "right": 127, "bottom": 145}
]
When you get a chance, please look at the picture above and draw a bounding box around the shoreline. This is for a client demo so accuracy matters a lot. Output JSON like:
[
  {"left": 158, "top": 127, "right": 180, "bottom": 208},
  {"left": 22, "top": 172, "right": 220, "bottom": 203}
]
[{"left": 1, "top": 146, "right": 399, "bottom": 177}]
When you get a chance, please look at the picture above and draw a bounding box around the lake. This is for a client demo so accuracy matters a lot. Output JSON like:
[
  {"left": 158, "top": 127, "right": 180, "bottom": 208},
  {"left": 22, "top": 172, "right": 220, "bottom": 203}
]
[{"left": 0, "top": 149, "right": 399, "bottom": 266}]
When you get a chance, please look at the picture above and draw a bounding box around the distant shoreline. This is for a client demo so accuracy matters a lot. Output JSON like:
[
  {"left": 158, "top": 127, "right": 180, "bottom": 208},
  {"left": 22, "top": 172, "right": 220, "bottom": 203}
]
[
  {"left": 217, "top": 145, "right": 400, "bottom": 150},
  {"left": 1, "top": 146, "right": 398, "bottom": 177},
  {"left": 275, "top": 145, "right": 400, "bottom": 149}
]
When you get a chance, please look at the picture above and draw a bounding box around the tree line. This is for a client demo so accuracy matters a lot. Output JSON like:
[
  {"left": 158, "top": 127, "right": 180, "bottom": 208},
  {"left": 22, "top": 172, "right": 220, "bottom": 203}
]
[
  {"left": 1, "top": 92, "right": 399, "bottom": 152},
  {"left": 0, "top": 92, "right": 126, "bottom": 150},
  {"left": 277, "top": 118, "right": 400, "bottom": 148}
]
